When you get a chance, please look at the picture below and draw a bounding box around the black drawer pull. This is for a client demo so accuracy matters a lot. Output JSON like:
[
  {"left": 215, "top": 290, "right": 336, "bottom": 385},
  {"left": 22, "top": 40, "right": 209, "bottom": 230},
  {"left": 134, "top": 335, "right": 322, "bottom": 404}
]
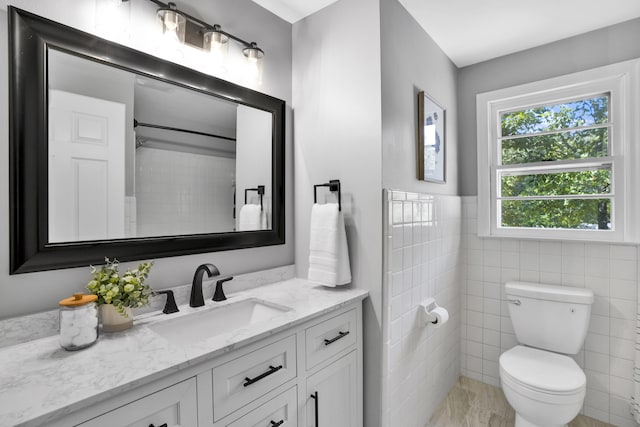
[
  {"left": 148, "top": 424, "right": 167, "bottom": 427},
  {"left": 310, "top": 391, "right": 319, "bottom": 426},
  {"left": 270, "top": 420, "right": 284, "bottom": 427},
  {"left": 324, "top": 331, "right": 349, "bottom": 346},
  {"left": 243, "top": 364, "right": 283, "bottom": 387}
]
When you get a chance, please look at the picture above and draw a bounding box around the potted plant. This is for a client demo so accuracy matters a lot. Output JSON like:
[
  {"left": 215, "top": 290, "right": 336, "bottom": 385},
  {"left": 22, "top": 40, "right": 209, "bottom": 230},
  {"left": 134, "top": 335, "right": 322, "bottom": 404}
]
[{"left": 86, "top": 258, "right": 153, "bottom": 332}]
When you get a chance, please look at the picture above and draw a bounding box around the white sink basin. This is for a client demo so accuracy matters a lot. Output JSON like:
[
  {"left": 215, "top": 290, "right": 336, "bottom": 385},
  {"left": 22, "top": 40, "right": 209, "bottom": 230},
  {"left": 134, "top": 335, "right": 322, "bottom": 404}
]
[{"left": 149, "top": 298, "right": 292, "bottom": 346}]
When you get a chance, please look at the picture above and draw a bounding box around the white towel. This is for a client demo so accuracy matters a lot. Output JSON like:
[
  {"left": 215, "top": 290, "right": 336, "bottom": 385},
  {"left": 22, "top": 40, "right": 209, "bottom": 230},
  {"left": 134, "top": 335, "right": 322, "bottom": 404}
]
[
  {"left": 308, "top": 203, "right": 351, "bottom": 287},
  {"left": 238, "top": 204, "right": 267, "bottom": 231}
]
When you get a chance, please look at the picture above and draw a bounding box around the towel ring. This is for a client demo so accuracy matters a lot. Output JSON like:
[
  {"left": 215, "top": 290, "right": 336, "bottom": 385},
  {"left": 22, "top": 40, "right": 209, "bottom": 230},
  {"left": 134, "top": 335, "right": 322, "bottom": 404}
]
[
  {"left": 313, "top": 179, "right": 341, "bottom": 211},
  {"left": 245, "top": 185, "right": 265, "bottom": 211}
]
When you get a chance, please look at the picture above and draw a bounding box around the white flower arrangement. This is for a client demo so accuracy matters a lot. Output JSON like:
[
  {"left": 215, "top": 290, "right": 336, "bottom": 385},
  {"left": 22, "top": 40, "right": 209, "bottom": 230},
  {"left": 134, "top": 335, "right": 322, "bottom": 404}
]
[{"left": 86, "top": 258, "right": 153, "bottom": 316}]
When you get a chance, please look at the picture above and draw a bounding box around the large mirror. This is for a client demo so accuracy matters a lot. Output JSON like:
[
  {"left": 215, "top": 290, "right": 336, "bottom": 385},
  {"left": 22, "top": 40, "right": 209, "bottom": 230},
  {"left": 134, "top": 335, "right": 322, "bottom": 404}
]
[{"left": 9, "top": 7, "right": 285, "bottom": 274}]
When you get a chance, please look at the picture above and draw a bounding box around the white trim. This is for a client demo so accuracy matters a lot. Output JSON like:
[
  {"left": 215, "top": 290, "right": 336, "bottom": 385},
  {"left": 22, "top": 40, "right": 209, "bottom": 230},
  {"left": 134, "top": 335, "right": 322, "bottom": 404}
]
[
  {"left": 499, "top": 122, "right": 609, "bottom": 141},
  {"left": 477, "top": 58, "right": 639, "bottom": 242},
  {"left": 496, "top": 157, "right": 613, "bottom": 172},
  {"left": 499, "top": 195, "right": 612, "bottom": 201}
]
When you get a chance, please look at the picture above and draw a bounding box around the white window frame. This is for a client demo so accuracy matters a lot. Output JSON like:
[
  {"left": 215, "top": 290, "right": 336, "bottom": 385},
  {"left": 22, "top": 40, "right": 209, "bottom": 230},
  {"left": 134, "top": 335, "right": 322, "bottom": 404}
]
[{"left": 477, "top": 59, "right": 640, "bottom": 242}]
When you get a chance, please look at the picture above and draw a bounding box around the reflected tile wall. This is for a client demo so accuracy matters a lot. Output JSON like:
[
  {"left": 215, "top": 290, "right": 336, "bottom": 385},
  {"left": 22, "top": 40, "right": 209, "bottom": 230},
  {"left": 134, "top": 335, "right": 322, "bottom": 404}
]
[
  {"left": 382, "top": 190, "right": 462, "bottom": 427},
  {"left": 135, "top": 147, "right": 236, "bottom": 236},
  {"left": 461, "top": 196, "right": 637, "bottom": 427}
]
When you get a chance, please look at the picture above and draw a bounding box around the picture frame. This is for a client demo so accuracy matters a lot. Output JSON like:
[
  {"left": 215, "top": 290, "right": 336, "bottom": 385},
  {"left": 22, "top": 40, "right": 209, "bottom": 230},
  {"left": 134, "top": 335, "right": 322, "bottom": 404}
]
[{"left": 417, "top": 91, "right": 445, "bottom": 183}]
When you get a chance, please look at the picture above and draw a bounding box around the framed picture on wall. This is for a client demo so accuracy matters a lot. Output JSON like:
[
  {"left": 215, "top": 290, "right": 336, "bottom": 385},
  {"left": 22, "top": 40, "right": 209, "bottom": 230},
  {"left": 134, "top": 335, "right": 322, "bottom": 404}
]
[{"left": 417, "top": 91, "right": 445, "bottom": 183}]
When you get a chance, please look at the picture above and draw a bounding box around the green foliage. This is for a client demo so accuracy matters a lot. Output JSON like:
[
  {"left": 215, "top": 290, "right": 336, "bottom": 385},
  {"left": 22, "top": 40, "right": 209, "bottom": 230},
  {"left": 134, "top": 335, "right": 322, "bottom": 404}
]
[
  {"left": 501, "top": 128, "right": 608, "bottom": 165},
  {"left": 499, "top": 96, "right": 611, "bottom": 230},
  {"left": 502, "top": 170, "right": 610, "bottom": 198},
  {"left": 86, "top": 258, "right": 154, "bottom": 315},
  {"left": 501, "top": 199, "right": 610, "bottom": 230}
]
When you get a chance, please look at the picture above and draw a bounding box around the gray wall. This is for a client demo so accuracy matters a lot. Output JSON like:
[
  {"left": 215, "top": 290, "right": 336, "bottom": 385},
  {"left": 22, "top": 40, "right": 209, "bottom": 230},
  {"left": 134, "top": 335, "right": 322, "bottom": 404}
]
[
  {"left": 292, "top": 0, "right": 384, "bottom": 424},
  {"left": 458, "top": 17, "right": 640, "bottom": 196},
  {"left": 380, "top": 0, "right": 459, "bottom": 195},
  {"left": 0, "top": 0, "right": 293, "bottom": 318},
  {"left": 379, "top": 0, "right": 460, "bottom": 424}
]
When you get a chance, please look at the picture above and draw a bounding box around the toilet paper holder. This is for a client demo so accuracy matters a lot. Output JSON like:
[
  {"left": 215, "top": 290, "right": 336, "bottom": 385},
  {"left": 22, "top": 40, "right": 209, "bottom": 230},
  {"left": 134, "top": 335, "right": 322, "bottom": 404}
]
[{"left": 419, "top": 297, "right": 448, "bottom": 326}]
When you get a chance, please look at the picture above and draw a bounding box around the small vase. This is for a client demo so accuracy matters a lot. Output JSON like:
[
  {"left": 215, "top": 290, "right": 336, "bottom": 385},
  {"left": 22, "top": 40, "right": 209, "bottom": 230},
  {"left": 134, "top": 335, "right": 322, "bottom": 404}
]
[{"left": 101, "top": 304, "right": 133, "bottom": 332}]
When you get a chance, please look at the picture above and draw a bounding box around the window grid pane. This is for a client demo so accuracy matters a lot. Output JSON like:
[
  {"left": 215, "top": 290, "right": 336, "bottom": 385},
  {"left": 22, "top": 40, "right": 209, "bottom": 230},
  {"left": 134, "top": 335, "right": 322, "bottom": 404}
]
[
  {"left": 500, "top": 167, "right": 611, "bottom": 198},
  {"left": 500, "top": 126, "right": 609, "bottom": 165},
  {"left": 496, "top": 93, "right": 614, "bottom": 231},
  {"left": 500, "top": 199, "right": 612, "bottom": 230},
  {"left": 500, "top": 95, "right": 610, "bottom": 137}
]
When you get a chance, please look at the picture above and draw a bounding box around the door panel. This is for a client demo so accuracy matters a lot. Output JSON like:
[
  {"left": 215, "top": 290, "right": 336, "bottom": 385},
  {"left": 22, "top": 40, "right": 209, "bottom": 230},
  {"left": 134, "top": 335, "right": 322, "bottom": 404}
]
[{"left": 48, "top": 90, "right": 126, "bottom": 242}]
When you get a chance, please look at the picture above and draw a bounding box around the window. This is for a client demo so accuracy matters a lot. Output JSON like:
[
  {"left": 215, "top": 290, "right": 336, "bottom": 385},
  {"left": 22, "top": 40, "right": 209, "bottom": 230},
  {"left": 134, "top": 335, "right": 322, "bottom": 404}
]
[{"left": 477, "top": 60, "right": 639, "bottom": 241}]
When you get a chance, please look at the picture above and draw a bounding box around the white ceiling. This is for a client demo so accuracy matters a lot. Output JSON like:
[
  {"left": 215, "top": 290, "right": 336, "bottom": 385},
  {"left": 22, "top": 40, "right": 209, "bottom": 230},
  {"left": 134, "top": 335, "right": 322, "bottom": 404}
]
[
  {"left": 251, "top": 0, "right": 340, "bottom": 24},
  {"left": 253, "top": 0, "right": 640, "bottom": 67}
]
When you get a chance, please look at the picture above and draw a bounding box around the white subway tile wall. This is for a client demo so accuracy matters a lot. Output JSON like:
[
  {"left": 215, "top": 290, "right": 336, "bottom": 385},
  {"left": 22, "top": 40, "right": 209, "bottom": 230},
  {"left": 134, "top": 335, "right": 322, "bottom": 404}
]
[
  {"left": 461, "top": 196, "right": 638, "bottom": 427},
  {"left": 382, "top": 190, "right": 462, "bottom": 427}
]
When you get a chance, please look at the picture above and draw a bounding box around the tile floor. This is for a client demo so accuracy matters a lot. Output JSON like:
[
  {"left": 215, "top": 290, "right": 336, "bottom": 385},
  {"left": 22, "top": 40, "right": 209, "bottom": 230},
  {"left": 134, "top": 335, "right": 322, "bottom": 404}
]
[{"left": 427, "top": 376, "right": 615, "bottom": 427}]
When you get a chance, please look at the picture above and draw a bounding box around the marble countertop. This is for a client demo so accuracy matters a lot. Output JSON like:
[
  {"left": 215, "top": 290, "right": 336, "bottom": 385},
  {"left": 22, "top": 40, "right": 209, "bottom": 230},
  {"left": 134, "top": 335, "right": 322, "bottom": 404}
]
[{"left": 0, "top": 279, "right": 368, "bottom": 427}]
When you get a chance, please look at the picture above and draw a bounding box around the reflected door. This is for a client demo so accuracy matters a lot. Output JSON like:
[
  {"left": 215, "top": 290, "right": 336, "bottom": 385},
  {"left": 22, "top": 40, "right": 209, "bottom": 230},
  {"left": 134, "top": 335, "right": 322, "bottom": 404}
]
[{"left": 48, "top": 90, "right": 126, "bottom": 242}]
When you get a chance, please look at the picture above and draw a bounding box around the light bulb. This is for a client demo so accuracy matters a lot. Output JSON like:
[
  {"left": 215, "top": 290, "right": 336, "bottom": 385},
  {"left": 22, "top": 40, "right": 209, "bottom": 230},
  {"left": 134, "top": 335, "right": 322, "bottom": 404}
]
[
  {"left": 95, "top": 0, "right": 130, "bottom": 41},
  {"left": 242, "top": 43, "right": 264, "bottom": 84},
  {"left": 163, "top": 11, "right": 180, "bottom": 31},
  {"left": 203, "top": 26, "right": 229, "bottom": 74},
  {"left": 163, "top": 28, "right": 180, "bottom": 45}
]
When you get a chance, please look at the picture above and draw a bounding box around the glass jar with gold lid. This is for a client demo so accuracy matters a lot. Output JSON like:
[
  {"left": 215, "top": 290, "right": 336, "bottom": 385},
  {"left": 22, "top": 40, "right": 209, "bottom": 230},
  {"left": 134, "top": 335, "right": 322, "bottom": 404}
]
[{"left": 59, "top": 293, "right": 99, "bottom": 350}]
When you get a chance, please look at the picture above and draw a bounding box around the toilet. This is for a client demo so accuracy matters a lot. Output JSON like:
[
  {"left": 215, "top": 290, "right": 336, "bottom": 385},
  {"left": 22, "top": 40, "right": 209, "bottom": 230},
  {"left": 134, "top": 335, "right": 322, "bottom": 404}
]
[{"left": 499, "top": 281, "right": 594, "bottom": 427}]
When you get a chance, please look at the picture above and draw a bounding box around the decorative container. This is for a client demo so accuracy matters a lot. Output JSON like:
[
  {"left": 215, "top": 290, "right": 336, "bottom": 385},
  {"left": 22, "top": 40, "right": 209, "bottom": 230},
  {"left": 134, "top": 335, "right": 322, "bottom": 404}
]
[
  {"left": 59, "top": 293, "right": 99, "bottom": 350},
  {"left": 101, "top": 304, "right": 134, "bottom": 332}
]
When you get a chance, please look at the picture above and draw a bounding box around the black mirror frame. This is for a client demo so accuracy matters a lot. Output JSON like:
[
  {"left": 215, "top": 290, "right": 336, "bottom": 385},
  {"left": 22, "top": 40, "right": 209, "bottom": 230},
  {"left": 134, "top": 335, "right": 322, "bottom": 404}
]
[{"left": 8, "top": 7, "right": 285, "bottom": 274}]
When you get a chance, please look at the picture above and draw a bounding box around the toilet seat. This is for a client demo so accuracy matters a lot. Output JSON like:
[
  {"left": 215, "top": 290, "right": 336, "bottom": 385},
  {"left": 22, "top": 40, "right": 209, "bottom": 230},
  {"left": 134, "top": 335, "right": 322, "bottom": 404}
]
[{"left": 499, "top": 345, "right": 585, "bottom": 404}]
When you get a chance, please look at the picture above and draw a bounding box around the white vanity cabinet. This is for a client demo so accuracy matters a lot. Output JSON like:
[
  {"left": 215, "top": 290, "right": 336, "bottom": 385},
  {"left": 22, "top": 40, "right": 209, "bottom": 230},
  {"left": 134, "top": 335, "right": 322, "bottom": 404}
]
[
  {"left": 48, "top": 301, "right": 362, "bottom": 427},
  {"left": 221, "top": 386, "right": 298, "bottom": 427},
  {"left": 304, "top": 309, "right": 360, "bottom": 427},
  {"left": 306, "top": 351, "right": 358, "bottom": 427},
  {"left": 209, "top": 334, "right": 297, "bottom": 421},
  {"left": 76, "top": 378, "right": 198, "bottom": 427}
]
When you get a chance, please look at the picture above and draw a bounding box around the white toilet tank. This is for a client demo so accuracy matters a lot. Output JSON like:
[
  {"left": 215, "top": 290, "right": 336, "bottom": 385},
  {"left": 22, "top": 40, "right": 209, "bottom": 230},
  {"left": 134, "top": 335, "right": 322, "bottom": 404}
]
[{"left": 505, "top": 281, "right": 594, "bottom": 355}]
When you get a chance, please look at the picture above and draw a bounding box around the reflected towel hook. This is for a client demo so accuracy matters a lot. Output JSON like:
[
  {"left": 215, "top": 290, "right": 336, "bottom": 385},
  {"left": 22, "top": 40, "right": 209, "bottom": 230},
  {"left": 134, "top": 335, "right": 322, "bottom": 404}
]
[
  {"left": 245, "top": 185, "right": 265, "bottom": 211},
  {"left": 313, "top": 179, "right": 341, "bottom": 211}
]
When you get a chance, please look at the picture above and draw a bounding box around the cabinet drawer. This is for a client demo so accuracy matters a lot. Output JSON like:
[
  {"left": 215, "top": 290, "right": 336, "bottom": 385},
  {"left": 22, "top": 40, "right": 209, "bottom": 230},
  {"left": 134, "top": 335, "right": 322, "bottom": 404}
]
[
  {"left": 212, "top": 334, "right": 297, "bottom": 421},
  {"left": 306, "top": 309, "right": 357, "bottom": 370},
  {"left": 224, "top": 386, "right": 297, "bottom": 427},
  {"left": 77, "top": 378, "right": 197, "bottom": 427}
]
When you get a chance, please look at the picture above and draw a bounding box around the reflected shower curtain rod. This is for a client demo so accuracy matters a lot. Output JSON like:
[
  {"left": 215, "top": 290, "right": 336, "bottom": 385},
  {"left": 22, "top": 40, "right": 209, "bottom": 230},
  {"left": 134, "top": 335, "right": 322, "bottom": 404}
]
[{"left": 133, "top": 119, "right": 236, "bottom": 142}]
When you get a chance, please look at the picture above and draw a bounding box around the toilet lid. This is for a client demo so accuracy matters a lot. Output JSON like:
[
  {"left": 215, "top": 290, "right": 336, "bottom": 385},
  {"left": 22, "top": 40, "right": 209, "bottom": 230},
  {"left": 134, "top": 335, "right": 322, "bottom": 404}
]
[{"left": 500, "top": 346, "right": 585, "bottom": 394}]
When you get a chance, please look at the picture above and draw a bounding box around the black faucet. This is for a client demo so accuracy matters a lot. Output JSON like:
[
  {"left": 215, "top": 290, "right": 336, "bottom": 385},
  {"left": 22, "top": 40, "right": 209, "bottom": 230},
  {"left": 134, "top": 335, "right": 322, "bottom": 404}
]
[{"left": 190, "top": 263, "right": 220, "bottom": 307}]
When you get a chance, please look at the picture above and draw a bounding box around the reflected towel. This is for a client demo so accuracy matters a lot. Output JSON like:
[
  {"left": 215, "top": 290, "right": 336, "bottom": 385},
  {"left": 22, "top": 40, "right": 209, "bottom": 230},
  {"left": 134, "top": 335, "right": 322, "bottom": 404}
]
[
  {"left": 308, "top": 203, "right": 351, "bottom": 287},
  {"left": 238, "top": 204, "right": 267, "bottom": 231}
]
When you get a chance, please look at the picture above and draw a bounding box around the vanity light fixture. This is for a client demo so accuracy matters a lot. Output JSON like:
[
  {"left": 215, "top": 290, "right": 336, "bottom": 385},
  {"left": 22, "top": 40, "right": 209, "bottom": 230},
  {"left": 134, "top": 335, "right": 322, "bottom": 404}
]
[
  {"left": 203, "top": 25, "right": 228, "bottom": 52},
  {"left": 243, "top": 42, "right": 264, "bottom": 61},
  {"left": 242, "top": 42, "right": 264, "bottom": 83},
  {"left": 156, "top": 2, "right": 186, "bottom": 46},
  {"left": 147, "top": 0, "right": 265, "bottom": 79},
  {"left": 95, "top": 0, "right": 131, "bottom": 40}
]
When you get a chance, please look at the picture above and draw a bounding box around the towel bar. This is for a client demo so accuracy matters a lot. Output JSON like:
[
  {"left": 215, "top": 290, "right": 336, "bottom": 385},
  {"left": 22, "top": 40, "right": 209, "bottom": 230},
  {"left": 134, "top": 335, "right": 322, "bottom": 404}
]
[
  {"left": 244, "top": 185, "right": 265, "bottom": 211},
  {"left": 313, "top": 179, "right": 341, "bottom": 211}
]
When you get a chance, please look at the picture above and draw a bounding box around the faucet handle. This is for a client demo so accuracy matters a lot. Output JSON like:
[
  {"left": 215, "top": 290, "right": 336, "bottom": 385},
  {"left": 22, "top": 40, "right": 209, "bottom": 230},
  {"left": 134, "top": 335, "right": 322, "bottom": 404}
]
[
  {"left": 213, "top": 276, "right": 234, "bottom": 302},
  {"left": 156, "top": 290, "right": 179, "bottom": 314}
]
